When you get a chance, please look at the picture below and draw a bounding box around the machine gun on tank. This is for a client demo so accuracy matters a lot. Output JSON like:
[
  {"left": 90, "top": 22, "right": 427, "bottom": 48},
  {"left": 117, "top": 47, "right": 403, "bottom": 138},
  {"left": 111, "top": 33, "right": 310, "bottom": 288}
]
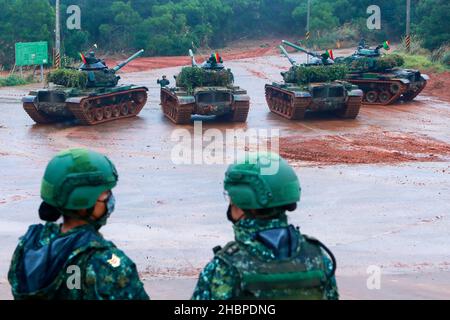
[
  {"left": 189, "top": 49, "right": 198, "bottom": 67},
  {"left": 282, "top": 40, "right": 334, "bottom": 65}
]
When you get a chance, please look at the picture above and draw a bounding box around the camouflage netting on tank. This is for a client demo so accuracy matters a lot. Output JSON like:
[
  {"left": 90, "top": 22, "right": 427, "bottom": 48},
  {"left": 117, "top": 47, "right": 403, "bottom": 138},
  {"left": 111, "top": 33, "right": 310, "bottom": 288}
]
[
  {"left": 89, "top": 70, "right": 118, "bottom": 86},
  {"left": 176, "top": 67, "right": 234, "bottom": 89},
  {"left": 47, "top": 69, "right": 87, "bottom": 88},
  {"left": 283, "top": 65, "right": 348, "bottom": 84},
  {"left": 345, "top": 54, "right": 405, "bottom": 72}
]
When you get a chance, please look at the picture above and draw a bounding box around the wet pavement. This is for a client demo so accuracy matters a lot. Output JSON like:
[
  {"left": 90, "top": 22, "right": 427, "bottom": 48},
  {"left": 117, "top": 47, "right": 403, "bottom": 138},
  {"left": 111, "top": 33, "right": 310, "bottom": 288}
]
[{"left": 0, "top": 51, "right": 449, "bottom": 300}]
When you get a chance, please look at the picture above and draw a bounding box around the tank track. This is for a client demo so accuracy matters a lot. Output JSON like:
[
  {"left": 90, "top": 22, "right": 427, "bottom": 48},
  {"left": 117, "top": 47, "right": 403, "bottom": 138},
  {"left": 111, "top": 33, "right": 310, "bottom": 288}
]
[
  {"left": 66, "top": 88, "right": 147, "bottom": 126},
  {"left": 265, "top": 85, "right": 310, "bottom": 120},
  {"left": 224, "top": 101, "right": 250, "bottom": 122},
  {"left": 401, "top": 80, "right": 427, "bottom": 102},
  {"left": 160, "top": 89, "right": 193, "bottom": 124},
  {"left": 347, "top": 79, "right": 406, "bottom": 105},
  {"left": 23, "top": 102, "right": 58, "bottom": 124},
  {"left": 336, "top": 96, "right": 362, "bottom": 119}
]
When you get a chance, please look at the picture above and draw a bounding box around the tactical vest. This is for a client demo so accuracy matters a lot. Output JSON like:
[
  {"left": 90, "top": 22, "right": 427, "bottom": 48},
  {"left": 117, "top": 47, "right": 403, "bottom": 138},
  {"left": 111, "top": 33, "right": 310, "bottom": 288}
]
[{"left": 215, "top": 235, "right": 334, "bottom": 300}]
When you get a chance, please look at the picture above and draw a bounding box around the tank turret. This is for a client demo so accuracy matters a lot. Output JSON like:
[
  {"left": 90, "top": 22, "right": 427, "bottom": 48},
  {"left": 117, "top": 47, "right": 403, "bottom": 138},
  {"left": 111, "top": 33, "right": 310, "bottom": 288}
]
[
  {"left": 282, "top": 40, "right": 334, "bottom": 65},
  {"left": 78, "top": 49, "right": 145, "bottom": 88},
  {"left": 354, "top": 40, "right": 390, "bottom": 58}
]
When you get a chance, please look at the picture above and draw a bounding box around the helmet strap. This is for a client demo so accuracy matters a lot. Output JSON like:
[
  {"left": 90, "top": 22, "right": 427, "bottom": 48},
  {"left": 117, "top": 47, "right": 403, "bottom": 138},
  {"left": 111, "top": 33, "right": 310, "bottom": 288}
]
[{"left": 243, "top": 207, "right": 285, "bottom": 220}]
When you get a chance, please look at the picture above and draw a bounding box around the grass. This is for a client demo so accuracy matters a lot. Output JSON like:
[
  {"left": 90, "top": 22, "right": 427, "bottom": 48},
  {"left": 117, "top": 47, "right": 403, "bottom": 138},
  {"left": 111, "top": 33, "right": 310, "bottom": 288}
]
[
  {"left": 0, "top": 75, "right": 31, "bottom": 87},
  {"left": 396, "top": 53, "right": 448, "bottom": 73}
]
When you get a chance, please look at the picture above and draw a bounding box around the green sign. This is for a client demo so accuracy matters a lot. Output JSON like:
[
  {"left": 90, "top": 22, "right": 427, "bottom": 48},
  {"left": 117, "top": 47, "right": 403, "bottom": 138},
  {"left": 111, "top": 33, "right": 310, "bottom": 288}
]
[{"left": 15, "top": 42, "right": 49, "bottom": 66}]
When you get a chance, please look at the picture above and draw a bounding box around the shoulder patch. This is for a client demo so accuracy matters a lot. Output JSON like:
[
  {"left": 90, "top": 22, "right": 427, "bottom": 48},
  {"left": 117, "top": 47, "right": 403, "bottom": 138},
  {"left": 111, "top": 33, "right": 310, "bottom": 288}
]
[
  {"left": 224, "top": 242, "right": 240, "bottom": 256},
  {"left": 107, "top": 253, "right": 121, "bottom": 268}
]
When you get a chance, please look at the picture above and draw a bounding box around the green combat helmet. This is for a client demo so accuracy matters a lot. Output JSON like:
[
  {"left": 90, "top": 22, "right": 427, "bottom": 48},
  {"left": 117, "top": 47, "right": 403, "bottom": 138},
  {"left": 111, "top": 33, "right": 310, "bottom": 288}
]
[
  {"left": 224, "top": 152, "right": 301, "bottom": 210},
  {"left": 41, "top": 148, "right": 118, "bottom": 211}
]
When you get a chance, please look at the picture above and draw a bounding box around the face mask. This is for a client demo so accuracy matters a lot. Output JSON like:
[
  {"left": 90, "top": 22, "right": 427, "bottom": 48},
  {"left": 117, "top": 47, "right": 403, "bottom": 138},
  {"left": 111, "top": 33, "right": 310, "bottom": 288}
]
[
  {"left": 92, "top": 193, "right": 116, "bottom": 230},
  {"left": 227, "top": 205, "right": 234, "bottom": 223},
  {"left": 227, "top": 204, "right": 245, "bottom": 224}
]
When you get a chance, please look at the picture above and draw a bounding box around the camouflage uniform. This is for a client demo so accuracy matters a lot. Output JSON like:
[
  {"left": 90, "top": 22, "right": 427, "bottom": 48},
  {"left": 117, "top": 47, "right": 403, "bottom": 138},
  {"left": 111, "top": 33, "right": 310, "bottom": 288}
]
[
  {"left": 192, "top": 215, "right": 338, "bottom": 300},
  {"left": 8, "top": 148, "right": 149, "bottom": 300},
  {"left": 9, "top": 223, "right": 149, "bottom": 300},
  {"left": 192, "top": 152, "right": 339, "bottom": 300}
]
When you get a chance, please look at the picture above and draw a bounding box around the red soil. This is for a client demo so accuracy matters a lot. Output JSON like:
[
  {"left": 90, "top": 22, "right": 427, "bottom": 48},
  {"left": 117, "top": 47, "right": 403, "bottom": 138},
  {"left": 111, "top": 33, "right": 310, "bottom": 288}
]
[
  {"left": 423, "top": 72, "right": 450, "bottom": 103},
  {"left": 280, "top": 131, "right": 450, "bottom": 165},
  {"left": 106, "top": 40, "right": 280, "bottom": 73}
]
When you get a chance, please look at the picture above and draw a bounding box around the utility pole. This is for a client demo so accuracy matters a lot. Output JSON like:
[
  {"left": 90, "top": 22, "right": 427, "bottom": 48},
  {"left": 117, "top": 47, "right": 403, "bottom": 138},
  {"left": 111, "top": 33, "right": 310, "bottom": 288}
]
[
  {"left": 306, "top": 0, "right": 311, "bottom": 63},
  {"left": 55, "top": 0, "right": 61, "bottom": 68},
  {"left": 406, "top": 0, "right": 411, "bottom": 52},
  {"left": 306, "top": 0, "right": 311, "bottom": 41}
]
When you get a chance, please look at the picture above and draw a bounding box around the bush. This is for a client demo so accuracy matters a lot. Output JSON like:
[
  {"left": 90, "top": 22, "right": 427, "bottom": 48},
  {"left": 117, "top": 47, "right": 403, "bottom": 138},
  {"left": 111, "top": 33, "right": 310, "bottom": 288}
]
[
  {"left": 283, "top": 65, "right": 348, "bottom": 84},
  {"left": 176, "top": 67, "right": 234, "bottom": 90},
  {"left": 47, "top": 69, "right": 88, "bottom": 88},
  {"left": 0, "top": 75, "right": 29, "bottom": 87},
  {"left": 398, "top": 54, "right": 447, "bottom": 73},
  {"left": 397, "top": 35, "right": 430, "bottom": 56},
  {"left": 336, "top": 54, "right": 404, "bottom": 72},
  {"left": 442, "top": 52, "right": 450, "bottom": 66}
]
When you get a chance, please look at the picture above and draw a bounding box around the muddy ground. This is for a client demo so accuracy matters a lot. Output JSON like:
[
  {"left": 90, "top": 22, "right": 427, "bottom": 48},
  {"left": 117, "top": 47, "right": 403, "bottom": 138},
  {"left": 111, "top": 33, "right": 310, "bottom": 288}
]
[{"left": 0, "top": 48, "right": 449, "bottom": 300}]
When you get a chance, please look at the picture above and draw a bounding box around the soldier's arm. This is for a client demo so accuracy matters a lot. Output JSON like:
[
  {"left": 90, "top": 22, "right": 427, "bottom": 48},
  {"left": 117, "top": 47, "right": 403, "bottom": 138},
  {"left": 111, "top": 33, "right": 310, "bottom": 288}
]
[
  {"left": 322, "top": 254, "right": 339, "bottom": 300},
  {"left": 192, "top": 257, "right": 239, "bottom": 300},
  {"left": 84, "top": 248, "right": 150, "bottom": 300}
]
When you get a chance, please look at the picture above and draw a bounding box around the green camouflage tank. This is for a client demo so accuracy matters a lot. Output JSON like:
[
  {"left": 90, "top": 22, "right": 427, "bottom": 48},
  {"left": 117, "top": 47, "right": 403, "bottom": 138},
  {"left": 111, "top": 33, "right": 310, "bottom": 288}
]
[
  {"left": 333, "top": 40, "right": 429, "bottom": 104},
  {"left": 22, "top": 50, "right": 148, "bottom": 126},
  {"left": 265, "top": 41, "right": 363, "bottom": 120},
  {"left": 160, "top": 50, "right": 250, "bottom": 124}
]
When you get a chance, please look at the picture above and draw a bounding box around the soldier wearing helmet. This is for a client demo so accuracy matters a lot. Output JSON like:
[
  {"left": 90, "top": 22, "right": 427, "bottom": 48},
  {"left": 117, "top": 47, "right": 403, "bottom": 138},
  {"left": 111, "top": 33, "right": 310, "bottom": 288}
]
[
  {"left": 8, "top": 149, "right": 149, "bottom": 300},
  {"left": 192, "top": 152, "right": 338, "bottom": 300}
]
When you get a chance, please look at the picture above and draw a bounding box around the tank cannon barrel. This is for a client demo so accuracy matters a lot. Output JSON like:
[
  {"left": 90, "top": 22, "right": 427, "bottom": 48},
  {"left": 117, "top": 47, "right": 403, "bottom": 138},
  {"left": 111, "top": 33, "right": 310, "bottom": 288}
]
[
  {"left": 189, "top": 49, "right": 198, "bottom": 67},
  {"left": 113, "top": 49, "right": 144, "bottom": 72},
  {"left": 282, "top": 40, "right": 321, "bottom": 59},
  {"left": 279, "top": 45, "right": 297, "bottom": 66}
]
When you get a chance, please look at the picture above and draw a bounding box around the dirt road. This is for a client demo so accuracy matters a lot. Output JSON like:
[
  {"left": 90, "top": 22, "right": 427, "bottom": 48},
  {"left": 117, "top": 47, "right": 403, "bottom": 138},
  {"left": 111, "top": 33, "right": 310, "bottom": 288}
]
[{"left": 0, "top": 50, "right": 449, "bottom": 300}]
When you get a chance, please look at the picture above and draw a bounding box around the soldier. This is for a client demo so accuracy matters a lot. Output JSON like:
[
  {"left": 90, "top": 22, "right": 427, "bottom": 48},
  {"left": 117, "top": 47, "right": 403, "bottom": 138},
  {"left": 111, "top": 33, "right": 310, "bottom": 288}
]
[
  {"left": 8, "top": 148, "right": 149, "bottom": 300},
  {"left": 157, "top": 75, "right": 170, "bottom": 88},
  {"left": 192, "top": 152, "right": 339, "bottom": 300}
]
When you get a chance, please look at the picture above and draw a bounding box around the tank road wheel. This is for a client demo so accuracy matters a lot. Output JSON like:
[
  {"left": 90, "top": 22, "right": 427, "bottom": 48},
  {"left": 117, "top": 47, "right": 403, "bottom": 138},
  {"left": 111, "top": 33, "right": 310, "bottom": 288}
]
[
  {"left": 103, "top": 106, "right": 113, "bottom": 119},
  {"left": 112, "top": 105, "right": 121, "bottom": 118},
  {"left": 390, "top": 83, "right": 401, "bottom": 95},
  {"left": 94, "top": 108, "right": 104, "bottom": 122},
  {"left": 364, "top": 91, "right": 378, "bottom": 104},
  {"left": 134, "top": 92, "right": 147, "bottom": 106},
  {"left": 128, "top": 102, "right": 138, "bottom": 115},
  {"left": 379, "top": 91, "right": 392, "bottom": 104},
  {"left": 120, "top": 103, "right": 129, "bottom": 116}
]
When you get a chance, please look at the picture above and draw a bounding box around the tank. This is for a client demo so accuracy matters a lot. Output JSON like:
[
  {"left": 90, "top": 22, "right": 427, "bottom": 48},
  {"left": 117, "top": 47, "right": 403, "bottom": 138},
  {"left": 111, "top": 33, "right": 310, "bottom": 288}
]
[
  {"left": 22, "top": 49, "right": 148, "bottom": 125},
  {"left": 159, "top": 50, "right": 250, "bottom": 124},
  {"left": 332, "top": 40, "right": 429, "bottom": 105},
  {"left": 265, "top": 41, "right": 363, "bottom": 120}
]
